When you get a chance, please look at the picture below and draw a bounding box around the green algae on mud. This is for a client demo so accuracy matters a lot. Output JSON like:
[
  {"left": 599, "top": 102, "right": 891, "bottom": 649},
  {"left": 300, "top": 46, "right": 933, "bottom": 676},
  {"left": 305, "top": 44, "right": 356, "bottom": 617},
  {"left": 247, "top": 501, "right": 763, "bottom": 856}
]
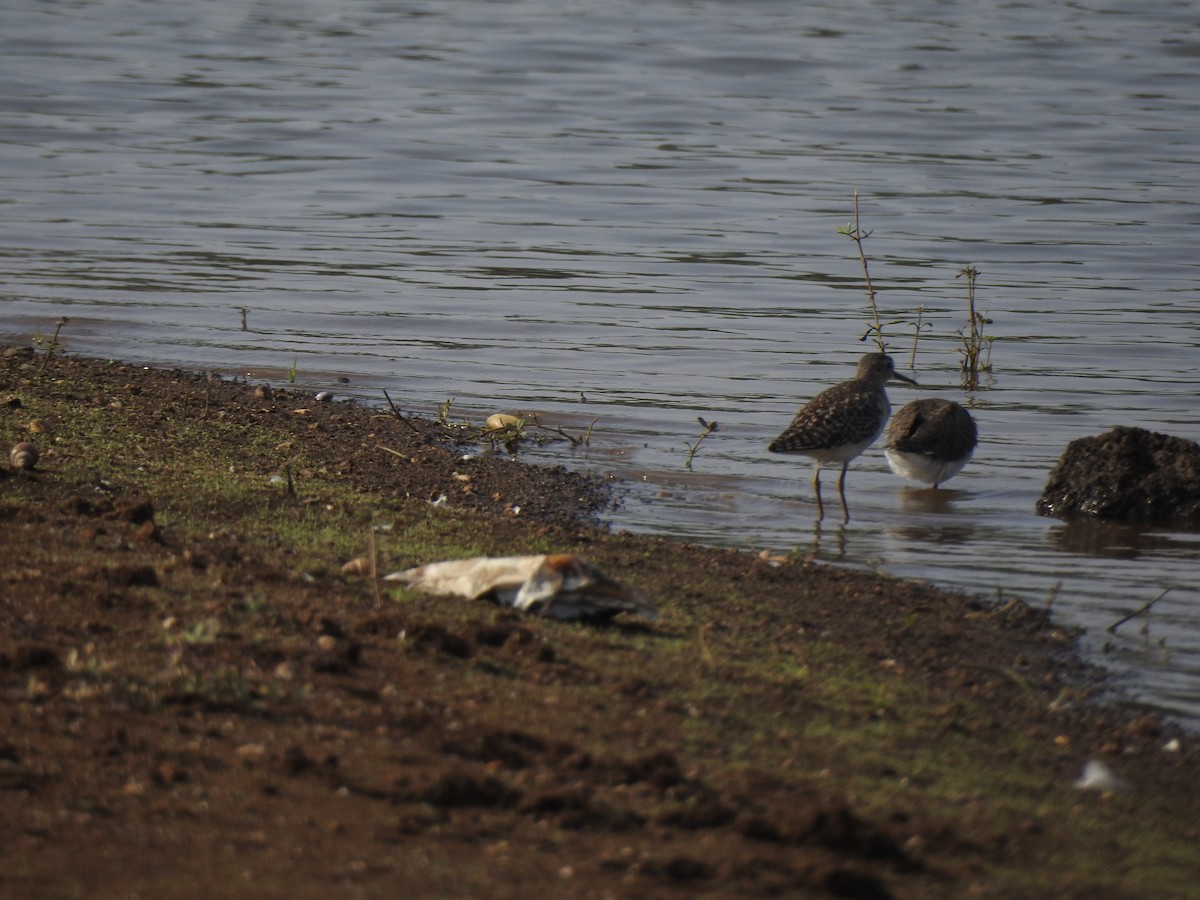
[{"left": 3, "top": 343, "right": 1200, "bottom": 899}]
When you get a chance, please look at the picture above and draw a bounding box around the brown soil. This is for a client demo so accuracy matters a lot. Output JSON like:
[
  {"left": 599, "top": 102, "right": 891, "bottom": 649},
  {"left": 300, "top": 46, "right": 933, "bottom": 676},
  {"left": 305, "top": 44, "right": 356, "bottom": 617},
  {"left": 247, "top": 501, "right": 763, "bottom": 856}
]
[{"left": 2, "top": 346, "right": 1198, "bottom": 898}]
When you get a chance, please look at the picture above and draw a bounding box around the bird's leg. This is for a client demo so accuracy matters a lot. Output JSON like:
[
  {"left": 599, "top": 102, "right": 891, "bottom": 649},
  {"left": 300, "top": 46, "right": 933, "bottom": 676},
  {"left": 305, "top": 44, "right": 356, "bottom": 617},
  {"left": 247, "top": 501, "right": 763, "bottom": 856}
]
[
  {"left": 812, "top": 464, "right": 825, "bottom": 521},
  {"left": 837, "top": 461, "right": 850, "bottom": 523}
]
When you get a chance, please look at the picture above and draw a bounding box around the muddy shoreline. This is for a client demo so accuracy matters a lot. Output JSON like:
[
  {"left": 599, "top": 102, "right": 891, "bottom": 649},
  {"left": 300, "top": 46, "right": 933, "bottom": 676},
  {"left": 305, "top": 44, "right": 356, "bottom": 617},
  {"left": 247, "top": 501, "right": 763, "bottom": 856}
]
[{"left": 3, "top": 345, "right": 1198, "bottom": 898}]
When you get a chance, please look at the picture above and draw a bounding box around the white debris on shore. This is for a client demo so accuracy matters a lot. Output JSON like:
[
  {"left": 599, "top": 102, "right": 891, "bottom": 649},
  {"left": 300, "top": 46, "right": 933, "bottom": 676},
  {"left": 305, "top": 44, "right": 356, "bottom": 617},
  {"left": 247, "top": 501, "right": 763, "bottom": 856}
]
[{"left": 384, "top": 554, "right": 657, "bottom": 623}]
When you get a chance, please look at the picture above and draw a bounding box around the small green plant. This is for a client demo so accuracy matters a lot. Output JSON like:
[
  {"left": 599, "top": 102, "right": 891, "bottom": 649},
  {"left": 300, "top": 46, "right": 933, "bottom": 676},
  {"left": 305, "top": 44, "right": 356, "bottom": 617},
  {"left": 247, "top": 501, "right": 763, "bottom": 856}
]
[
  {"left": 684, "top": 417, "right": 719, "bottom": 470},
  {"left": 485, "top": 414, "right": 527, "bottom": 452},
  {"left": 37, "top": 316, "right": 70, "bottom": 374},
  {"left": 956, "top": 265, "right": 993, "bottom": 389},
  {"left": 436, "top": 398, "right": 454, "bottom": 425},
  {"left": 182, "top": 617, "right": 223, "bottom": 646},
  {"left": 287, "top": 356, "right": 298, "bottom": 384},
  {"left": 474, "top": 412, "right": 590, "bottom": 453}
]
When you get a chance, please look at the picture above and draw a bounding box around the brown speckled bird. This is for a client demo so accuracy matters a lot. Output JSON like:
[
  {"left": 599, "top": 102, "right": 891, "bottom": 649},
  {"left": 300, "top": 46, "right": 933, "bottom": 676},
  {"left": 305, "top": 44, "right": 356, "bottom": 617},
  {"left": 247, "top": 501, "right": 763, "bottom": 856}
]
[
  {"left": 884, "top": 398, "right": 977, "bottom": 488},
  {"left": 768, "top": 353, "right": 916, "bottom": 521}
]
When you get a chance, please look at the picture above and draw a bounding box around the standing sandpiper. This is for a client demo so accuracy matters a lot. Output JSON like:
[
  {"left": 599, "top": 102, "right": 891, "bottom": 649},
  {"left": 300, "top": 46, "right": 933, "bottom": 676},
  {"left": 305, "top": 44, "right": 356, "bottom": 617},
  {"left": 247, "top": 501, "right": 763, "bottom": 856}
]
[
  {"left": 884, "top": 398, "right": 977, "bottom": 489},
  {"left": 768, "top": 353, "right": 917, "bottom": 522}
]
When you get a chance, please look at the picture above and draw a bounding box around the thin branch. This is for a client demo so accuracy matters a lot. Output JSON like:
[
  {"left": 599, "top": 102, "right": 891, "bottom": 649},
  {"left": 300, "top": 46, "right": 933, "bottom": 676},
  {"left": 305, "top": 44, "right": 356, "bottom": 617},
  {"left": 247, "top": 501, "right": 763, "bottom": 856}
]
[
  {"left": 1107, "top": 587, "right": 1172, "bottom": 635},
  {"left": 380, "top": 389, "right": 425, "bottom": 435},
  {"left": 37, "top": 316, "right": 70, "bottom": 375},
  {"left": 369, "top": 526, "right": 382, "bottom": 608},
  {"left": 837, "top": 192, "right": 885, "bottom": 352},
  {"left": 684, "top": 417, "right": 719, "bottom": 470}
]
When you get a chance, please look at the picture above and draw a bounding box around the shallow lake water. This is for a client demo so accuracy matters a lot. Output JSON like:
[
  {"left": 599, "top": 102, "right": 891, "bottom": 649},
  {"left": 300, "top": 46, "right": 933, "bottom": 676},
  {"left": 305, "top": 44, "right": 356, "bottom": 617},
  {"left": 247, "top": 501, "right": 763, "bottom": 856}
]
[{"left": 3, "top": 0, "right": 1199, "bottom": 723}]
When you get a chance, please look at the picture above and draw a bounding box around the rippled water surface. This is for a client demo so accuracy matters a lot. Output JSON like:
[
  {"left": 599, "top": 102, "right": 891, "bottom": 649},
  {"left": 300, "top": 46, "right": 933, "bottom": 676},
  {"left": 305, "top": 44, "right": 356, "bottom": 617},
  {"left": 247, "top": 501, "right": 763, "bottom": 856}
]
[{"left": 3, "top": 0, "right": 1200, "bottom": 722}]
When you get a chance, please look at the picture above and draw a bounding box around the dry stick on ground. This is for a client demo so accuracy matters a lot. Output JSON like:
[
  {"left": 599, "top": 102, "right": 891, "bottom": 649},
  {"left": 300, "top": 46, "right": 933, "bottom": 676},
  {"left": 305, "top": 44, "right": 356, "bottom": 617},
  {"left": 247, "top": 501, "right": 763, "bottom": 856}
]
[
  {"left": 368, "top": 526, "right": 382, "bottom": 607},
  {"left": 697, "top": 623, "right": 717, "bottom": 669},
  {"left": 380, "top": 389, "right": 425, "bottom": 435},
  {"left": 1107, "top": 587, "right": 1172, "bottom": 635}
]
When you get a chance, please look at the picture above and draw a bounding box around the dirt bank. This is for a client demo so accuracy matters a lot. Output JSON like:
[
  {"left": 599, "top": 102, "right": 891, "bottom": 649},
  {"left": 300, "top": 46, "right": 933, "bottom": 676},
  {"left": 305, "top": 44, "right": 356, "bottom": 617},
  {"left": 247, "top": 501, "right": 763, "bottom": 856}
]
[{"left": 2, "top": 345, "right": 1197, "bottom": 898}]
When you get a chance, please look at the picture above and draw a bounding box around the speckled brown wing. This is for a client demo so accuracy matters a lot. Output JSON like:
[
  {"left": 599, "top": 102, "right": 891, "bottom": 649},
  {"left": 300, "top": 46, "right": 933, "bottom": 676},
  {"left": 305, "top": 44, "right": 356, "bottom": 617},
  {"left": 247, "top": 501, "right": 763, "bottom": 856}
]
[
  {"left": 769, "top": 380, "right": 890, "bottom": 453},
  {"left": 886, "top": 399, "right": 977, "bottom": 461}
]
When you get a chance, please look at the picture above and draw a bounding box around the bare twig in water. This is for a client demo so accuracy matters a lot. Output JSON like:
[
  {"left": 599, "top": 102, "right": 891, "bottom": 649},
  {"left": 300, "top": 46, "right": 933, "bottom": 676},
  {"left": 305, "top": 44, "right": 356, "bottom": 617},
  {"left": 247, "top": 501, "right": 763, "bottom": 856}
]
[
  {"left": 525, "top": 413, "right": 584, "bottom": 447},
  {"left": 684, "top": 417, "right": 719, "bottom": 470},
  {"left": 1043, "top": 581, "right": 1061, "bottom": 615},
  {"left": 908, "top": 304, "right": 932, "bottom": 370},
  {"left": 582, "top": 416, "right": 597, "bottom": 446},
  {"left": 1106, "top": 587, "right": 1172, "bottom": 635},
  {"left": 836, "top": 192, "right": 887, "bottom": 353}
]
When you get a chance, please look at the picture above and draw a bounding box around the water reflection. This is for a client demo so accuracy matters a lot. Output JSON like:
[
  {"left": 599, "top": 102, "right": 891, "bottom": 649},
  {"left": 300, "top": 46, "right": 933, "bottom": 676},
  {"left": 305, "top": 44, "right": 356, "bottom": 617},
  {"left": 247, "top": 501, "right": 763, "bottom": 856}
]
[
  {"left": 1046, "top": 519, "right": 1183, "bottom": 560},
  {"left": 886, "top": 522, "right": 977, "bottom": 549},
  {"left": 805, "top": 520, "right": 849, "bottom": 563},
  {"left": 895, "top": 486, "right": 973, "bottom": 516}
]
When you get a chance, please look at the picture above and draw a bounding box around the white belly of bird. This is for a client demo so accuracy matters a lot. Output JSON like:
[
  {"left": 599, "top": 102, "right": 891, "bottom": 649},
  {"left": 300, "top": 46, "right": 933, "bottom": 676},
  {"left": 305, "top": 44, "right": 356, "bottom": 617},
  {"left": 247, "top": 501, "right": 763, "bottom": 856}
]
[
  {"left": 805, "top": 436, "right": 878, "bottom": 465},
  {"left": 885, "top": 448, "right": 972, "bottom": 486}
]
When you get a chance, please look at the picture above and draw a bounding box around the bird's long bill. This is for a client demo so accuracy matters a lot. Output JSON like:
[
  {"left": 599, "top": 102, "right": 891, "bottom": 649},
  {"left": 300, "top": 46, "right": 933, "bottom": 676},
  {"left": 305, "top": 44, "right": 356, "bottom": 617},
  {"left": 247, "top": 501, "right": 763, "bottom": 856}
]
[{"left": 891, "top": 369, "right": 918, "bottom": 386}]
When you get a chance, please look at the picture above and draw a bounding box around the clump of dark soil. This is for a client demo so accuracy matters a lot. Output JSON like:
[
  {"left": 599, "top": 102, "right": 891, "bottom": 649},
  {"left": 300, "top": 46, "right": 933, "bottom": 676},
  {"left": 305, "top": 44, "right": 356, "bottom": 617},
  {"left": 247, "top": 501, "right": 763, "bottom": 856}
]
[
  {"left": 1039, "top": 425, "right": 1200, "bottom": 526},
  {"left": 3, "top": 345, "right": 1200, "bottom": 898}
]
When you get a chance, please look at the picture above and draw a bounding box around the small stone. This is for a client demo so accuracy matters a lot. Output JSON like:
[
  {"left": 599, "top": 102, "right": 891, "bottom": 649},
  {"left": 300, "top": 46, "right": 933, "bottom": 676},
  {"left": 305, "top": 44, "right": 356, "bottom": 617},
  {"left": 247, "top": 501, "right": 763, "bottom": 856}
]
[
  {"left": 486, "top": 413, "right": 522, "bottom": 431},
  {"left": 134, "top": 521, "right": 162, "bottom": 543},
  {"left": 1127, "top": 714, "right": 1161, "bottom": 738},
  {"left": 1074, "top": 759, "right": 1129, "bottom": 793},
  {"left": 235, "top": 743, "right": 267, "bottom": 763},
  {"left": 340, "top": 557, "right": 373, "bottom": 576}
]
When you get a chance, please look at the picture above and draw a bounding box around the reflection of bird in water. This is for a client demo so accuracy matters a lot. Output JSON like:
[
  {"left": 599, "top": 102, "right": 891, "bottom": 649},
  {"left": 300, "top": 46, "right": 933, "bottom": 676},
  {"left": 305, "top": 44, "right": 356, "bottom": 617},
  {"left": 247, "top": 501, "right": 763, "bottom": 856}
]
[
  {"left": 768, "top": 353, "right": 917, "bottom": 521},
  {"left": 884, "top": 398, "right": 978, "bottom": 489}
]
